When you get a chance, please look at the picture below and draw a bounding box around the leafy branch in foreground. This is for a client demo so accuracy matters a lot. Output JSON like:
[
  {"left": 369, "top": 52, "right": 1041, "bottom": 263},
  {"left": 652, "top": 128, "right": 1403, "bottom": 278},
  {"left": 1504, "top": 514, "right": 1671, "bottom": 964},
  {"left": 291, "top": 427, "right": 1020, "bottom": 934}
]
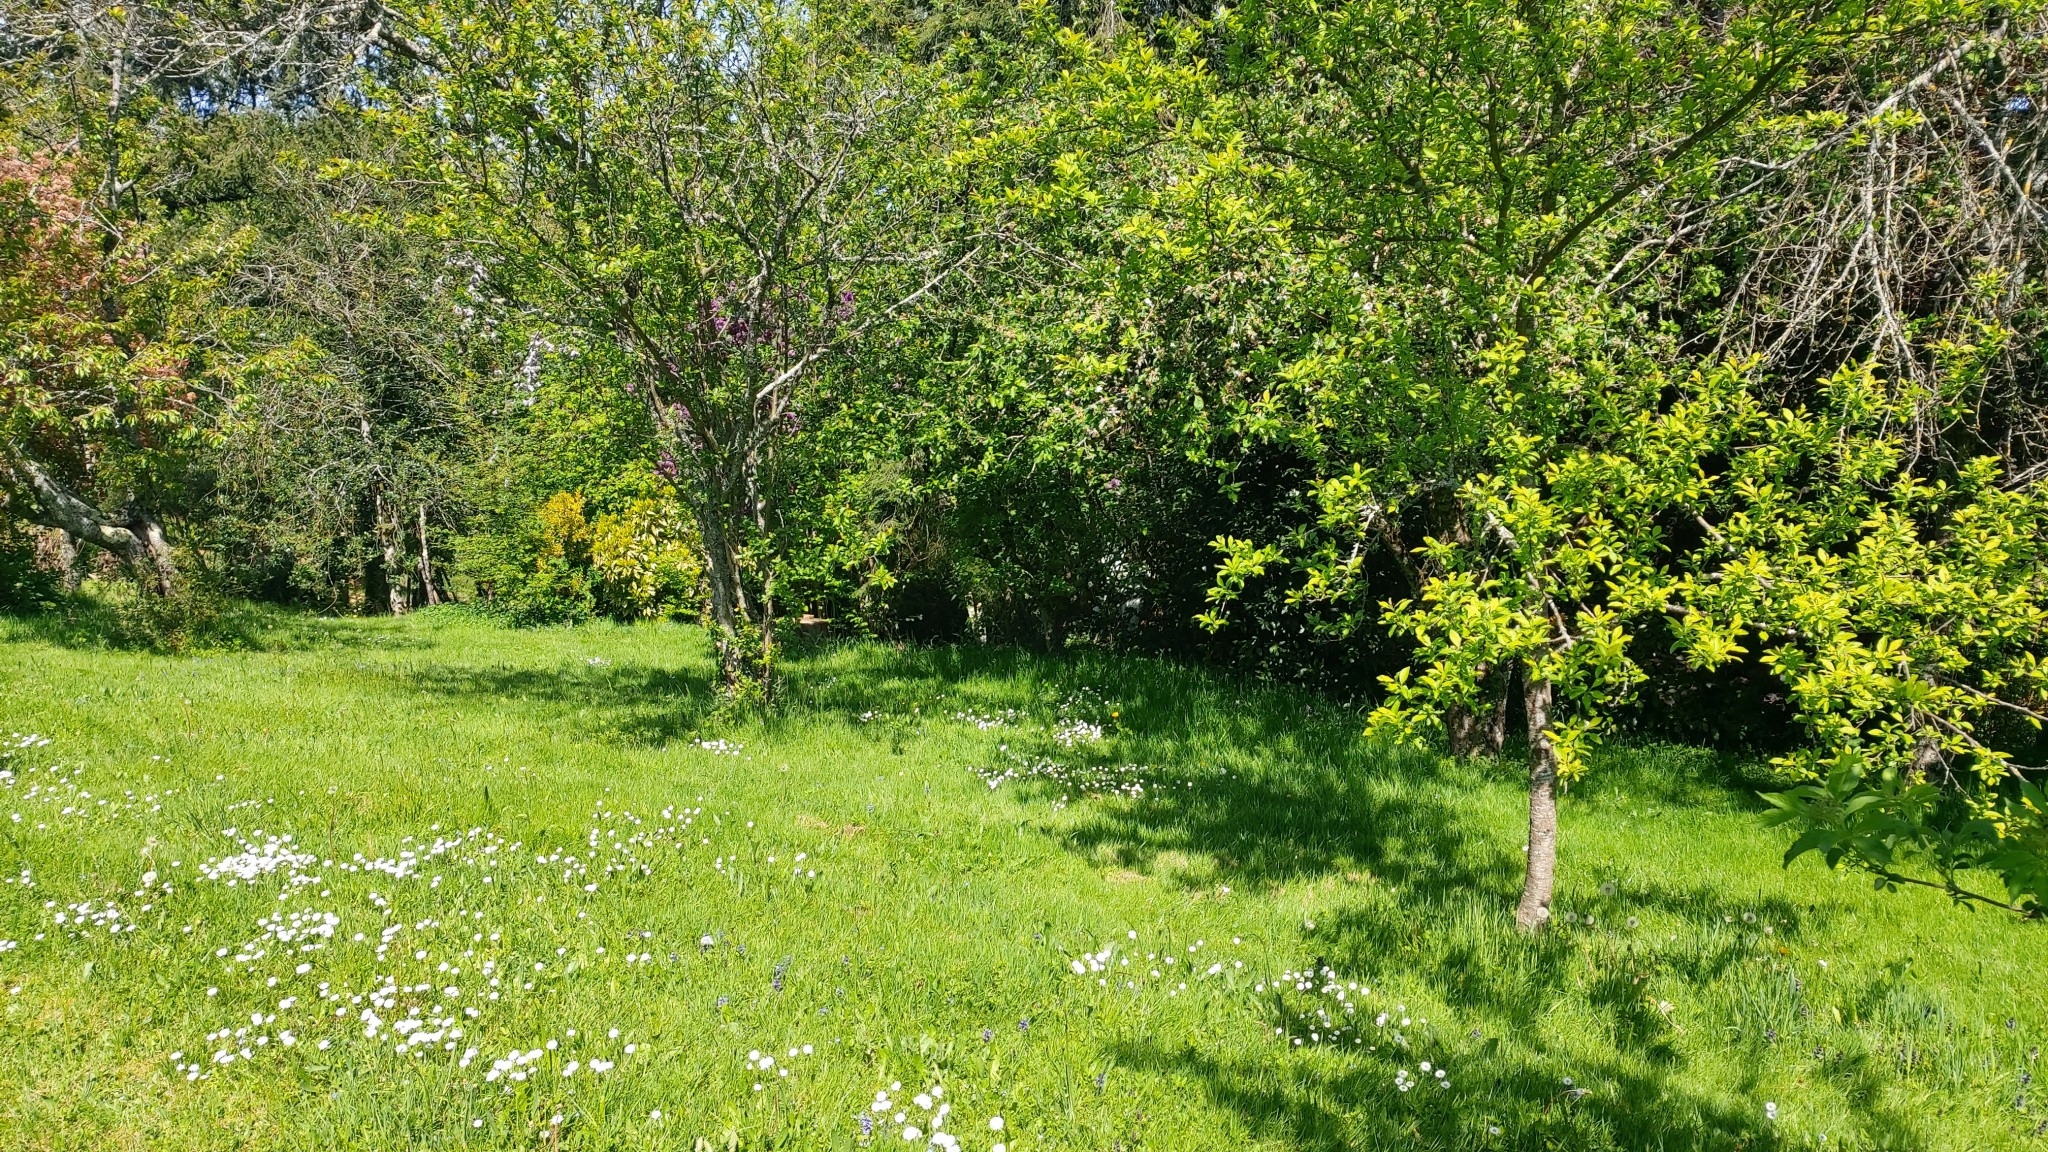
[{"left": 1362, "top": 358, "right": 2048, "bottom": 926}]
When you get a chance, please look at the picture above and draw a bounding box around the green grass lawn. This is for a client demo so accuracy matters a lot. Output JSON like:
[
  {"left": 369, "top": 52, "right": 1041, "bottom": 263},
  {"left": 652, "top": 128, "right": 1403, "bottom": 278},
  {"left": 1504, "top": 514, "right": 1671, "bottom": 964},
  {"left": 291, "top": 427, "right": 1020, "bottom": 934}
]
[{"left": 0, "top": 608, "right": 2040, "bottom": 1151}]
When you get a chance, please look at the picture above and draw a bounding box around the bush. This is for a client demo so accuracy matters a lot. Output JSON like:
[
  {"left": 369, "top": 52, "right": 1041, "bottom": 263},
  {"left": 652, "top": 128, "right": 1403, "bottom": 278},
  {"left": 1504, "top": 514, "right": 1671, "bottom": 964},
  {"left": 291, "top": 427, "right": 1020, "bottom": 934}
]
[
  {"left": 459, "top": 488, "right": 708, "bottom": 627},
  {"left": 455, "top": 523, "right": 597, "bottom": 626},
  {"left": 0, "top": 519, "right": 62, "bottom": 613},
  {"left": 103, "top": 572, "right": 233, "bottom": 652},
  {"left": 590, "top": 496, "right": 706, "bottom": 620}
]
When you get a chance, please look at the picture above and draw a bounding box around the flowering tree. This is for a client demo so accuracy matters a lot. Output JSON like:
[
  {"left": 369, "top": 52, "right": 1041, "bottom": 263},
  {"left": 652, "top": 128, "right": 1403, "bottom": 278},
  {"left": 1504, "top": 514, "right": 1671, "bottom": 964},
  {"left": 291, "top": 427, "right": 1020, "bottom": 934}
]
[{"left": 403, "top": 0, "right": 984, "bottom": 696}]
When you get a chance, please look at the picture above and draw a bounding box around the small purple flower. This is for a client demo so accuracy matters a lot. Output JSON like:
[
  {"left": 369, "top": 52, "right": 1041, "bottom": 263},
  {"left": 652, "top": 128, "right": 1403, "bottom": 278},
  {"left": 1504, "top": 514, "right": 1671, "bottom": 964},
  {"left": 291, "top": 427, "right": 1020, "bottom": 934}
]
[
  {"left": 1104, "top": 476, "right": 1124, "bottom": 492},
  {"left": 657, "top": 451, "right": 679, "bottom": 480},
  {"left": 858, "top": 1114, "right": 874, "bottom": 1137}
]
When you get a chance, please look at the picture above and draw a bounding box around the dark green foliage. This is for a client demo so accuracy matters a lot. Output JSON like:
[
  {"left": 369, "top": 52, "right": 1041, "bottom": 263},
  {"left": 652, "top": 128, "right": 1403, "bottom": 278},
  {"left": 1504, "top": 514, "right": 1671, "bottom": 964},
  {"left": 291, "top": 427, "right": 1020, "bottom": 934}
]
[{"left": 0, "top": 520, "right": 59, "bottom": 613}]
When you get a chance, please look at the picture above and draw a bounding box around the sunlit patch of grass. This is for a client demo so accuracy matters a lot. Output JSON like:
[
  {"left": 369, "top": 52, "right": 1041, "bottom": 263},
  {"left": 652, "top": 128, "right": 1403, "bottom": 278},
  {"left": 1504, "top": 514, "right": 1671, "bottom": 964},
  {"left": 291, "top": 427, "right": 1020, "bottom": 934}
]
[{"left": 0, "top": 609, "right": 2042, "bottom": 1149}]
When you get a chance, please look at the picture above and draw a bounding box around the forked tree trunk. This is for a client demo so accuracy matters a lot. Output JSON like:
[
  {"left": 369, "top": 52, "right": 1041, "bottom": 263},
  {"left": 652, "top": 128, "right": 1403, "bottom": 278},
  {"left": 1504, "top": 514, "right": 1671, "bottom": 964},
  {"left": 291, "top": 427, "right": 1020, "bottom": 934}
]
[
  {"left": 1515, "top": 673, "right": 1561, "bottom": 933},
  {"left": 695, "top": 494, "right": 750, "bottom": 692},
  {"left": 687, "top": 465, "right": 782, "bottom": 701}
]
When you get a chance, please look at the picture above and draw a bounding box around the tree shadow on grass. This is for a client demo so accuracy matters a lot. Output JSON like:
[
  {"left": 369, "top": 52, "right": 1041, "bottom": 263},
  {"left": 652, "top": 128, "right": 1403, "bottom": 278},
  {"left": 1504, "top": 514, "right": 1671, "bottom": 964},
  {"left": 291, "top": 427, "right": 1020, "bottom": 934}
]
[
  {"left": 382, "top": 660, "right": 718, "bottom": 748},
  {"left": 1106, "top": 1025, "right": 1929, "bottom": 1152},
  {"left": 0, "top": 595, "right": 436, "bottom": 655},
  {"left": 922, "top": 649, "right": 1937, "bottom": 1148},
  {"left": 383, "top": 634, "right": 1067, "bottom": 751},
  {"left": 1060, "top": 748, "right": 1515, "bottom": 902}
]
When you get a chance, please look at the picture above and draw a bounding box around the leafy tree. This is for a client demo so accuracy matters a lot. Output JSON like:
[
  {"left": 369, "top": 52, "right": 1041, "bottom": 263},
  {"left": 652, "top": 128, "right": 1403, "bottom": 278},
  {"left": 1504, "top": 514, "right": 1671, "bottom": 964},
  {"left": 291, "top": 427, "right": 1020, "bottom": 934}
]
[
  {"left": 400, "top": 0, "right": 986, "bottom": 696},
  {"left": 989, "top": 0, "right": 2014, "bottom": 925},
  {"left": 0, "top": 145, "right": 191, "bottom": 592},
  {"left": 201, "top": 111, "right": 492, "bottom": 613},
  {"left": 1363, "top": 357, "right": 2048, "bottom": 922},
  {"left": 0, "top": 0, "right": 392, "bottom": 595}
]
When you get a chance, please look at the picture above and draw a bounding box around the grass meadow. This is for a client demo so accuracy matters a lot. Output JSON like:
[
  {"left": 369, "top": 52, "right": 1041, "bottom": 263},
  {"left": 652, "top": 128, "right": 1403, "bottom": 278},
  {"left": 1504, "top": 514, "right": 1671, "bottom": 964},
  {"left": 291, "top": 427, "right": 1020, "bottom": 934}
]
[{"left": 0, "top": 607, "right": 2042, "bottom": 1150}]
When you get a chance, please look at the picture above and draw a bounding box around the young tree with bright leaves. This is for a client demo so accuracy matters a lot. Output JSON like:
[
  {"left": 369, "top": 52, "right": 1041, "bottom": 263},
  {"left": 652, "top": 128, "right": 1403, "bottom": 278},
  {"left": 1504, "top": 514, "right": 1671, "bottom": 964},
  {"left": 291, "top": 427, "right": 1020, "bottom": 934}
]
[
  {"left": 1251, "top": 0, "right": 2045, "bottom": 927},
  {"left": 1360, "top": 357, "right": 2048, "bottom": 924},
  {"left": 1195, "top": 0, "right": 1988, "bottom": 749},
  {"left": 397, "top": 0, "right": 985, "bottom": 697},
  {"left": 1359, "top": 358, "right": 1761, "bottom": 930},
  {"left": 993, "top": 0, "right": 2011, "bottom": 926}
]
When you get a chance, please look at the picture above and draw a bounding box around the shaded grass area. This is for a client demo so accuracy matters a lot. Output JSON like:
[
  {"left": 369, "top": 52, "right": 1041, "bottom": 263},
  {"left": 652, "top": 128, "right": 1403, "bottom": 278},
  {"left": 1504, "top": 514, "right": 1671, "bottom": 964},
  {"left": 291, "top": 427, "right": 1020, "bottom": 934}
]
[{"left": 0, "top": 608, "right": 2041, "bottom": 1150}]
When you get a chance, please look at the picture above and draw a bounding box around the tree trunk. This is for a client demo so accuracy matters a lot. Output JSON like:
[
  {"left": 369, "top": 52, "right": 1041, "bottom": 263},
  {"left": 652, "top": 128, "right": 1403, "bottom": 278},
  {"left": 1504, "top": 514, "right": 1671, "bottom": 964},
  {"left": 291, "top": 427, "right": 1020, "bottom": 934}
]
[
  {"left": 1515, "top": 673, "right": 1560, "bottom": 933},
  {"left": 3, "top": 451, "right": 175, "bottom": 594},
  {"left": 748, "top": 446, "right": 777, "bottom": 704},
  {"left": 56, "top": 530, "right": 83, "bottom": 593},
  {"left": 372, "top": 488, "right": 408, "bottom": 616},
  {"left": 1447, "top": 663, "right": 1512, "bottom": 757},
  {"left": 416, "top": 503, "right": 442, "bottom": 606},
  {"left": 695, "top": 494, "right": 750, "bottom": 693},
  {"left": 131, "top": 514, "right": 176, "bottom": 597}
]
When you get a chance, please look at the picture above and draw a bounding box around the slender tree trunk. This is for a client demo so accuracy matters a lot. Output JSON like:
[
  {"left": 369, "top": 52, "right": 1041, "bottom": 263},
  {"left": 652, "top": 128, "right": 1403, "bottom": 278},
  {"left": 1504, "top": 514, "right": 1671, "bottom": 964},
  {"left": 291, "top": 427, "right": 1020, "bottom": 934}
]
[
  {"left": 748, "top": 445, "right": 777, "bottom": 703},
  {"left": 416, "top": 504, "right": 442, "bottom": 606},
  {"left": 1515, "top": 673, "right": 1560, "bottom": 933},
  {"left": 372, "top": 488, "right": 408, "bottom": 616},
  {"left": 758, "top": 570, "right": 777, "bottom": 700}
]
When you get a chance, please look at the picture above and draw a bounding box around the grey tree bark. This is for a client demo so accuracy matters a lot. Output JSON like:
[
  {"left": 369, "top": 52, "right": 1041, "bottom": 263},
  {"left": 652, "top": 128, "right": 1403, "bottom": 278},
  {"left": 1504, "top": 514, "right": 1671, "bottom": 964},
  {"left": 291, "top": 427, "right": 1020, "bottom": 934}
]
[
  {"left": 372, "top": 488, "right": 408, "bottom": 615},
  {"left": 55, "top": 530, "right": 83, "bottom": 593},
  {"left": 416, "top": 503, "right": 442, "bottom": 606},
  {"left": 3, "top": 450, "right": 176, "bottom": 595},
  {"left": 691, "top": 475, "right": 752, "bottom": 693},
  {"left": 1515, "top": 673, "right": 1561, "bottom": 933}
]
